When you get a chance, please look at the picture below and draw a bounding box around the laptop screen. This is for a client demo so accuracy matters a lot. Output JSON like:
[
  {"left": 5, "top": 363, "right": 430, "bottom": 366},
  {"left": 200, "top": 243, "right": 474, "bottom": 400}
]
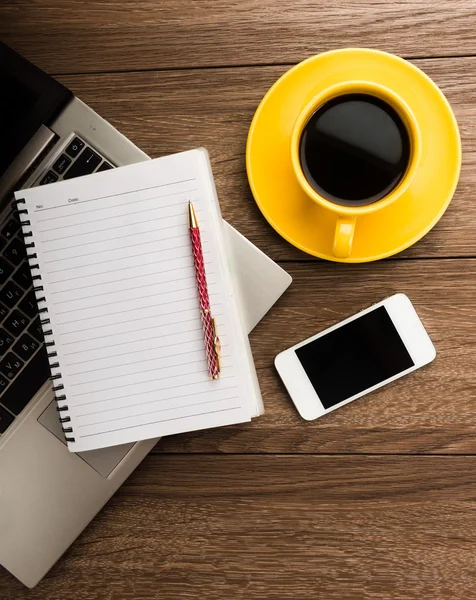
[
  {"left": 0, "top": 43, "right": 72, "bottom": 180},
  {"left": 0, "top": 74, "right": 40, "bottom": 135}
]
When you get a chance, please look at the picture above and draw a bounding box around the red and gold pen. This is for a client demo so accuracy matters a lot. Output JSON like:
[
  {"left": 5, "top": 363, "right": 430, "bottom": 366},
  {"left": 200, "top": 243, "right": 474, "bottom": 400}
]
[{"left": 188, "top": 201, "right": 221, "bottom": 379}]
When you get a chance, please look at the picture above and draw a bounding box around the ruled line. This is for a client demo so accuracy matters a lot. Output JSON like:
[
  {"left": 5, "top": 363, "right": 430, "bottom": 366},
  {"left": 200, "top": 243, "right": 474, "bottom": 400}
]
[
  {"left": 56, "top": 288, "right": 218, "bottom": 316},
  {"left": 34, "top": 177, "right": 197, "bottom": 212},
  {"left": 63, "top": 326, "right": 203, "bottom": 355},
  {"left": 38, "top": 189, "right": 198, "bottom": 228},
  {"left": 58, "top": 300, "right": 198, "bottom": 326},
  {"left": 65, "top": 340, "right": 229, "bottom": 372},
  {"left": 37, "top": 189, "right": 197, "bottom": 222},
  {"left": 77, "top": 396, "right": 238, "bottom": 428},
  {"left": 63, "top": 330, "right": 228, "bottom": 361},
  {"left": 44, "top": 236, "right": 191, "bottom": 273},
  {"left": 51, "top": 263, "right": 197, "bottom": 294},
  {"left": 64, "top": 335, "right": 200, "bottom": 366},
  {"left": 53, "top": 273, "right": 209, "bottom": 303},
  {"left": 73, "top": 358, "right": 206, "bottom": 386},
  {"left": 62, "top": 315, "right": 200, "bottom": 346},
  {"left": 42, "top": 211, "right": 191, "bottom": 244},
  {"left": 69, "top": 347, "right": 229, "bottom": 376},
  {"left": 49, "top": 248, "right": 206, "bottom": 285},
  {"left": 78, "top": 406, "right": 241, "bottom": 439},
  {"left": 75, "top": 384, "right": 238, "bottom": 417},
  {"left": 42, "top": 227, "right": 193, "bottom": 253},
  {"left": 62, "top": 306, "right": 221, "bottom": 334},
  {"left": 70, "top": 350, "right": 231, "bottom": 382},
  {"left": 72, "top": 372, "right": 232, "bottom": 396},
  {"left": 73, "top": 375, "right": 219, "bottom": 407},
  {"left": 43, "top": 239, "right": 191, "bottom": 263}
]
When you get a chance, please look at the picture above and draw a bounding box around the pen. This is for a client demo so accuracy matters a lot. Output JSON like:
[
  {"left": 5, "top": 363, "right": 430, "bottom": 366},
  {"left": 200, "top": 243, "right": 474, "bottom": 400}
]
[{"left": 188, "top": 201, "right": 221, "bottom": 379}]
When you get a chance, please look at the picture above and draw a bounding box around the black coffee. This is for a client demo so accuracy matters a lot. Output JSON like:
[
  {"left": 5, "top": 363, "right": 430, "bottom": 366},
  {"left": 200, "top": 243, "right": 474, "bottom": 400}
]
[{"left": 299, "top": 93, "right": 411, "bottom": 206}]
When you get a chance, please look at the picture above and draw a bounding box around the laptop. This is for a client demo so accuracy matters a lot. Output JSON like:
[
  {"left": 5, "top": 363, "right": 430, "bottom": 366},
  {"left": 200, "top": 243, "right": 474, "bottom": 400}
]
[{"left": 0, "top": 42, "right": 291, "bottom": 588}]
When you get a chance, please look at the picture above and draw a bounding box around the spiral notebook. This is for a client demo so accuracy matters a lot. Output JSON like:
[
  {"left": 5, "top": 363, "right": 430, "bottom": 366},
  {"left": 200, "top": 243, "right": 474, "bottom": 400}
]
[{"left": 15, "top": 149, "right": 261, "bottom": 452}]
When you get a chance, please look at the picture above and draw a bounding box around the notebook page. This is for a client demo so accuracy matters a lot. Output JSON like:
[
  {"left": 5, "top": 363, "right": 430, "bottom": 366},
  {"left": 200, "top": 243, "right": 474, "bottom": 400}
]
[{"left": 17, "top": 150, "right": 255, "bottom": 452}]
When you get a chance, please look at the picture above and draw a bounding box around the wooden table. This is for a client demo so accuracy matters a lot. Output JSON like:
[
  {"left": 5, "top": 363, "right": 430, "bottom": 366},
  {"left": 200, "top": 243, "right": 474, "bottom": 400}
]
[{"left": 1, "top": 2, "right": 476, "bottom": 598}]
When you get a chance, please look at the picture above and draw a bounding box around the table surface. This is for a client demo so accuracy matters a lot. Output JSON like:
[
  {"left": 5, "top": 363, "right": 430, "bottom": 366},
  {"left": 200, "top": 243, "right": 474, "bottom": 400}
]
[{"left": 1, "top": 2, "right": 476, "bottom": 599}]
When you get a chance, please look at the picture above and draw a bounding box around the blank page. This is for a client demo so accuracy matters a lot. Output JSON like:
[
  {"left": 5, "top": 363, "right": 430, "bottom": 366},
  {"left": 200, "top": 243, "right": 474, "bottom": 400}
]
[{"left": 17, "top": 149, "right": 257, "bottom": 452}]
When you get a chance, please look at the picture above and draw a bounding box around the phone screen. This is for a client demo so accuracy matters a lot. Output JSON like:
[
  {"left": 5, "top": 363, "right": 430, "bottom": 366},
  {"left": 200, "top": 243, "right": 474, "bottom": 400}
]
[{"left": 295, "top": 306, "right": 414, "bottom": 409}]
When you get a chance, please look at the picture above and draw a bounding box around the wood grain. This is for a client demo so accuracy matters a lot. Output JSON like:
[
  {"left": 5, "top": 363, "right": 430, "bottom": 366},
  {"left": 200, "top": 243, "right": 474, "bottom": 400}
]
[
  {"left": 157, "top": 259, "right": 476, "bottom": 454},
  {"left": 1, "top": 1, "right": 476, "bottom": 74},
  {"left": 55, "top": 57, "right": 476, "bottom": 261},
  {"left": 2, "top": 454, "right": 476, "bottom": 600}
]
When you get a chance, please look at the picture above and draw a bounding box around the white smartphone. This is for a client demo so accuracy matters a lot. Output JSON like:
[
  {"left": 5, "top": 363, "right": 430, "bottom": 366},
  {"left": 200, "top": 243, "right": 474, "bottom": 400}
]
[{"left": 275, "top": 293, "right": 436, "bottom": 421}]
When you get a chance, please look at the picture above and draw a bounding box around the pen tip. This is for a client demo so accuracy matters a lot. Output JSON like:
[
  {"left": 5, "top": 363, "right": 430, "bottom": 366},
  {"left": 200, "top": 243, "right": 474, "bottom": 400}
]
[{"left": 188, "top": 201, "right": 198, "bottom": 228}]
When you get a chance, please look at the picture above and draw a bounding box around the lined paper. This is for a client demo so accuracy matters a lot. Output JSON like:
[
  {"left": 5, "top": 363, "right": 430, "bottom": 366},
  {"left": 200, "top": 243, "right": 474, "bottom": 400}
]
[{"left": 17, "top": 150, "right": 257, "bottom": 452}]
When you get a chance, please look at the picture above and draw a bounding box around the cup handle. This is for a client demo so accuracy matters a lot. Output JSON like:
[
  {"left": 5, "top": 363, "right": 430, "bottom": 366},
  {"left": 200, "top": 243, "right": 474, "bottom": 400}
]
[{"left": 333, "top": 216, "right": 356, "bottom": 259}]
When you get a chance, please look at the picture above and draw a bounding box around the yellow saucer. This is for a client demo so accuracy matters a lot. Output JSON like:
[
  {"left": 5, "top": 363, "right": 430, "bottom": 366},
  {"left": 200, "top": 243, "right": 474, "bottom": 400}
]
[{"left": 246, "top": 49, "right": 461, "bottom": 262}]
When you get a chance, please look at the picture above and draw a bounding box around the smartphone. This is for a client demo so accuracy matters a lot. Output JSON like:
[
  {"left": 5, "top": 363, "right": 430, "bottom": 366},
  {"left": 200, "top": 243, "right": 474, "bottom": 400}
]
[{"left": 275, "top": 293, "right": 436, "bottom": 421}]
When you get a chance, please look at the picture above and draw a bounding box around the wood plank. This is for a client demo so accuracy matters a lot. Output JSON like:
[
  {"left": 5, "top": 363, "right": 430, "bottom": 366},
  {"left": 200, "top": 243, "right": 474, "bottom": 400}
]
[
  {"left": 157, "top": 259, "right": 476, "bottom": 454},
  {"left": 2, "top": 454, "right": 476, "bottom": 599},
  {"left": 53, "top": 57, "right": 476, "bottom": 260},
  {"left": 2, "top": 1, "right": 476, "bottom": 74}
]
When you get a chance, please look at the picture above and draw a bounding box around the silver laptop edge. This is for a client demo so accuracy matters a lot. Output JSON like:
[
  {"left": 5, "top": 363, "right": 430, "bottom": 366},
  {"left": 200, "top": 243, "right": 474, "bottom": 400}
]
[
  {"left": 0, "top": 125, "right": 55, "bottom": 206},
  {"left": 0, "top": 95, "right": 291, "bottom": 588}
]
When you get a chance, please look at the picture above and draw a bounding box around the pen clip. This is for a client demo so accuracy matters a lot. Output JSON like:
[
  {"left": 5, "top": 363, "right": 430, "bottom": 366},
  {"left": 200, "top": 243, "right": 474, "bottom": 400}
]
[{"left": 211, "top": 317, "right": 221, "bottom": 374}]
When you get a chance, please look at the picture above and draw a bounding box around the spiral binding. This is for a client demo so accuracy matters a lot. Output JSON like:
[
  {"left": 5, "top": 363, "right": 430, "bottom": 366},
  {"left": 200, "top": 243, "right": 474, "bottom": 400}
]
[{"left": 16, "top": 198, "right": 75, "bottom": 443}]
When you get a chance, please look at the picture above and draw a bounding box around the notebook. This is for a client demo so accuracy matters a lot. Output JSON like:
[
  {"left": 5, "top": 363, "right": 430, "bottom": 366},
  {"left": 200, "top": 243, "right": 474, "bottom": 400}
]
[{"left": 15, "top": 149, "right": 262, "bottom": 452}]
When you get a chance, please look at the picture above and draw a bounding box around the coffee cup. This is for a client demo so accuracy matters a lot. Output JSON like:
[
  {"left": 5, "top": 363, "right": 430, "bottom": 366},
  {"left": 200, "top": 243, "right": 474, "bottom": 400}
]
[{"left": 290, "top": 81, "right": 421, "bottom": 259}]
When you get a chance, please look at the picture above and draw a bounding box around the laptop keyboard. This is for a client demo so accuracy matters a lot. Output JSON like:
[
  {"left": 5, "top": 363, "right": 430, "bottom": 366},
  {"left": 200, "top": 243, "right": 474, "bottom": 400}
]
[
  {"left": 38, "top": 136, "right": 112, "bottom": 186},
  {"left": 0, "top": 136, "right": 113, "bottom": 435}
]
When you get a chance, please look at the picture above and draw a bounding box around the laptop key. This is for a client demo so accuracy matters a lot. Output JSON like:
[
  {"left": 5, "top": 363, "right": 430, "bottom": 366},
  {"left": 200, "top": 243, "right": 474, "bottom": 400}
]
[
  {"left": 0, "top": 329, "right": 14, "bottom": 356},
  {"left": 39, "top": 171, "right": 58, "bottom": 185},
  {"left": 18, "top": 291, "right": 37, "bottom": 318},
  {"left": 0, "top": 236, "right": 6, "bottom": 251},
  {"left": 13, "top": 261, "right": 33, "bottom": 289},
  {"left": 4, "top": 237, "right": 26, "bottom": 266},
  {"left": 0, "top": 258, "right": 14, "bottom": 285},
  {"left": 28, "top": 317, "right": 44, "bottom": 342},
  {"left": 13, "top": 334, "right": 40, "bottom": 361},
  {"left": 4, "top": 310, "right": 29, "bottom": 336},
  {"left": 52, "top": 153, "right": 72, "bottom": 175},
  {"left": 1, "top": 348, "right": 49, "bottom": 415},
  {"left": 97, "top": 161, "right": 113, "bottom": 172},
  {"left": 0, "top": 405, "right": 14, "bottom": 434},
  {"left": 0, "top": 281, "right": 24, "bottom": 308},
  {"left": 1, "top": 216, "right": 20, "bottom": 241},
  {"left": 0, "top": 374, "right": 8, "bottom": 392},
  {"left": 0, "top": 302, "right": 8, "bottom": 320},
  {"left": 0, "top": 352, "right": 24, "bottom": 381},
  {"left": 65, "top": 136, "right": 85, "bottom": 158},
  {"left": 63, "top": 147, "right": 101, "bottom": 180}
]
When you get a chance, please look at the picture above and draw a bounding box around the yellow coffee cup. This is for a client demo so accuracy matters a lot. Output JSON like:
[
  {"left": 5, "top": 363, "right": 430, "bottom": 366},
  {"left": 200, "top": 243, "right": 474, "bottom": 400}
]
[{"left": 290, "top": 80, "right": 422, "bottom": 259}]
